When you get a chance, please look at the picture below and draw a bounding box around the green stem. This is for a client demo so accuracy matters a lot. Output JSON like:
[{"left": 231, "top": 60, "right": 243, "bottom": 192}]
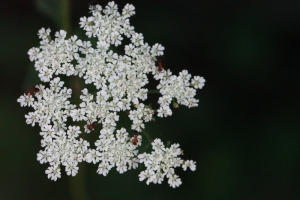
[
  {"left": 148, "top": 90, "right": 160, "bottom": 94},
  {"left": 61, "top": 0, "right": 71, "bottom": 35},
  {"left": 60, "top": 0, "right": 88, "bottom": 199},
  {"left": 69, "top": 163, "right": 89, "bottom": 200},
  {"left": 141, "top": 129, "right": 153, "bottom": 143}
]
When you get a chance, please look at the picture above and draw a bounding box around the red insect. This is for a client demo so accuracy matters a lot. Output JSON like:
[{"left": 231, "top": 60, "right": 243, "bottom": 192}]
[
  {"left": 155, "top": 56, "right": 164, "bottom": 71},
  {"left": 132, "top": 130, "right": 139, "bottom": 145},
  {"left": 25, "top": 86, "right": 40, "bottom": 96},
  {"left": 87, "top": 121, "right": 98, "bottom": 131}
]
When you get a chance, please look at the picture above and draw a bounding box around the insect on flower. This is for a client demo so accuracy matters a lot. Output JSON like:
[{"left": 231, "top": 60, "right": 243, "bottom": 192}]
[
  {"left": 155, "top": 56, "right": 164, "bottom": 71},
  {"left": 25, "top": 86, "right": 40, "bottom": 96},
  {"left": 87, "top": 120, "right": 98, "bottom": 131},
  {"left": 132, "top": 130, "right": 139, "bottom": 145}
]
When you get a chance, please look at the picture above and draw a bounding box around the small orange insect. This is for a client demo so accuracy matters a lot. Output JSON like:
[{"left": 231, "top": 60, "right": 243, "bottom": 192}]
[
  {"left": 87, "top": 121, "right": 98, "bottom": 131},
  {"left": 25, "top": 86, "right": 40, "bottom": 96},
  {"left": 155, "top": 56, "right": 164, "bottom": 71},
  {"left": 132, "top": 130, "right": 139, "bottom": 145}
]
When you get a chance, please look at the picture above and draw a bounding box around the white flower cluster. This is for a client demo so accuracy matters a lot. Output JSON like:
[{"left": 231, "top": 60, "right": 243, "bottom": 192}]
[
  {"left": 17, "top": 1, "right": 205, "bottom": 187},
  {"left": 86, "top": 128, "right": 141, "bottom": 175},
  {"left": 138, "top": 139, "right": 196, "bottom": 188},
  {"left": 38, "top": 124, "right": 89, "bottom": 181}
]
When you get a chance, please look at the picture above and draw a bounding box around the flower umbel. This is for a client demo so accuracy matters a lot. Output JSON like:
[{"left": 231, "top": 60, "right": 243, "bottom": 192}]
[
  {"left": 138, "top": 139, "right": 196, "bottom": 188},
  {"left": 17, "top": 1, "right": 205, "bottom": 187}
]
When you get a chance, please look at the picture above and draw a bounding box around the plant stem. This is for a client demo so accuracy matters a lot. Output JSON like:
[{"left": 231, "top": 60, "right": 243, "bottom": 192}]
[
  {"left": 61, "top": 0, "right": 71, "bottom": 35},
  {"left": 69, "top": 163, "right": 89, "bottom": 200},
  {"left": 148, "top": 89, "right": 160, "bottom": 94},
  {"left": 60, "top": 0, "right": 88, "bottom": 199},
  {"left": 142, "top": 129, "right": 153, "bottom": 143}
]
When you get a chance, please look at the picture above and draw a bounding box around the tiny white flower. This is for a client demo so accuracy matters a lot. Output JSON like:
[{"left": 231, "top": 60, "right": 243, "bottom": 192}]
[
  {"left": 17, "top": 95, "right": 35, "bottom": 107},
  {"left": 152, "top": 139, "right": 165, "bottom": 153},
  {"left": 131, "top": 33, "right": 144, "bottom": 46},
  {"left": 182, "top": 160, "right": 196, "bottom": 171},
  {"left": 97, "top": 162, "right": 113, "bottom": 176},
  {"left": 157, "top": 106, "right": 172, "bottom": 117},
  {"left": 67, "top": 126, "right": 81, "bottom": 138},
  {"left": 122, "top": 4, "right": 135, "bottom": 17},
  {"left": 37, "top": 150, "right": 48, "bottom": 164},
  {"left": 138, "top": 169, "right": 155, "bottom": 185},
  {"left": 168, "top": 174, "right": 182, "bottom": 188},
  {"left": 38, "top": 28, "right": 51, "bottom": 40},
  {"left": 45, "top": 165, "right": 61, "bottom": 181},
  {"left": 151, "top": 43, "right": 165, "bottom": 56},
  {"left": 28, "top": 47, "right": 41, "bottom": 61},
  {"left": 191, "top": 76, "right": 206, "bottom": 89},
  {"left": 65, "top": 162, "right": 79, "bottom": 176},
  {"left": 86, "top": 149, "right": 101, "bottom": 164}
]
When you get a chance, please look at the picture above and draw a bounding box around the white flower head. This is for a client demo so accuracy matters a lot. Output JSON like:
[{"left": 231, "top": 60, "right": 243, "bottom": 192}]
[
  {"left": 18, "top": 1, "right": 204, "bottom": 186},
  {"left": 138, "top": 139, "right": 195, "bottom": 188}
]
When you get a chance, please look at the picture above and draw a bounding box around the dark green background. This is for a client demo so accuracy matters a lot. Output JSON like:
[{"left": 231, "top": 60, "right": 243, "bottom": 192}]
[{"left": 1, "top": 0, "right": 300, "bottom": 199}]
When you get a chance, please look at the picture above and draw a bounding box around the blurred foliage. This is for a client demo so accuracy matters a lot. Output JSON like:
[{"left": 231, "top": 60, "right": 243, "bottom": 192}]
[
  {"left": 35, "top": 0, "right": 62, "bottom": 28},
  {"left": 1, "top": 0, "right": 300, "bottom": 199}
]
